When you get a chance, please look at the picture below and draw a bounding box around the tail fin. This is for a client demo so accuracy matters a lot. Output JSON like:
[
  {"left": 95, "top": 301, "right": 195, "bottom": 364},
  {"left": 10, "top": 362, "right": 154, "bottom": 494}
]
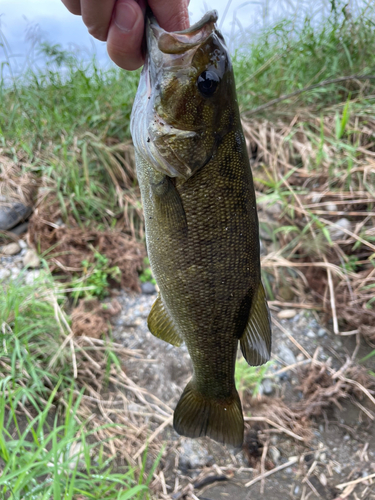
[{"left": 173, "top": 381, "right": 244, "bottom": 448}]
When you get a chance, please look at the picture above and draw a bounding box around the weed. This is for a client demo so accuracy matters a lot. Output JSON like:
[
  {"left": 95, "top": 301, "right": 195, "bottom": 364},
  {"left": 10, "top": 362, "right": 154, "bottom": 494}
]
[
  {"left": 70, "top": 249, "right": 121, "bottom": 301},
  {"left": 235, "top": 358, "right": 273, "bottom": 397},
  {"left": 139, "top": 257, "right": 156, "bottom": 285}
]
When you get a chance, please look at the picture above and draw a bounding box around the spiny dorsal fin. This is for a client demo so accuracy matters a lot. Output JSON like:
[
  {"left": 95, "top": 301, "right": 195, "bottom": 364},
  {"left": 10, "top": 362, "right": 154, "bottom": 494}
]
[
  {"left": 147, "top": 294, "right": 183, "bottom": 347},
  {"left": 240, "top": 281, "right": 272, "bottom": 366}
]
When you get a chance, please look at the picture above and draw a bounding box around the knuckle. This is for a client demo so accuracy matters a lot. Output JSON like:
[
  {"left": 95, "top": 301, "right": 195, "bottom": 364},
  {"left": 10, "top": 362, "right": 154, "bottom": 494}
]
[{"left": 87, "top": 25, "right": 108, "bottom": 41}]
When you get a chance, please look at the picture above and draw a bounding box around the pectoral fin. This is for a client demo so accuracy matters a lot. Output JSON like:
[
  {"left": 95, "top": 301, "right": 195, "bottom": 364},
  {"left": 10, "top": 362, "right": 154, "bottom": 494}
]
[
  {"left": 151, "top": 174, "right": 187, "bottom": 235},
  {"left": 147, "top": 294, "right": 183, "bottom": 347},
  {"left": 240, "top": 282, "right": 272, "bottom": 366}
]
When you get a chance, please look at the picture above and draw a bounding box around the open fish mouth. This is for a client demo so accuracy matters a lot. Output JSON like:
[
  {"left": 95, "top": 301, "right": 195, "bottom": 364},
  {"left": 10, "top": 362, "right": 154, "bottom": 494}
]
[{"left": 148, "top": 11, "right": 219, "bottom": 55}]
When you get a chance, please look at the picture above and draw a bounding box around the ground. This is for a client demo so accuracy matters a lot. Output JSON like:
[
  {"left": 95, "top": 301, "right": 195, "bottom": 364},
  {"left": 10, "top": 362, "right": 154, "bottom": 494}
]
[{"left": 110, "top": 288, "right": 375, "bottom": 500}]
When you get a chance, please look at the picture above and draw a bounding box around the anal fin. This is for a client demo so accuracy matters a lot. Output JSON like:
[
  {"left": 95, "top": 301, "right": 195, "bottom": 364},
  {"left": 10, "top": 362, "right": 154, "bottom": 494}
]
[
  {"left": 240, "top": 281, "right": 272, "bottom": 366},
  {"left": 147, "top": 294, "right": 183, "bottom": 347}
]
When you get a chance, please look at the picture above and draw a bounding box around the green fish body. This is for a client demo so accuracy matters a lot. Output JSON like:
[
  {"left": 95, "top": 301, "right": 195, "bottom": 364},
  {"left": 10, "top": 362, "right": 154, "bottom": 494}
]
[{"left": 130, "top": 11, "right": 271, "bottom": 448}]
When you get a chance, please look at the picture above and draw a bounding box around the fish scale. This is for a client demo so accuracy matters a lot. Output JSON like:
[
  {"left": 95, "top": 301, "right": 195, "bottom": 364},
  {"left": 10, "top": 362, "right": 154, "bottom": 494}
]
[{"left": 131, "top": 10, "right": 272, "bottom": 447}]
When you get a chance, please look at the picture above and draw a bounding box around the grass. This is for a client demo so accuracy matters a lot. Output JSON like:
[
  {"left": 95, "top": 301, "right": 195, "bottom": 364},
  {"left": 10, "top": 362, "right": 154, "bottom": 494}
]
[
  {"left": 0, "top": 272, "right": 156, "bottom": 499},
  {"left": 1, "top": 1, "right": 375, "bottom": 496}
]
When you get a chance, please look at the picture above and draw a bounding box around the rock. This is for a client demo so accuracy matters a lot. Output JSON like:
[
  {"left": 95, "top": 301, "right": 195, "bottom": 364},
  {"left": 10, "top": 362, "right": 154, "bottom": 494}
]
[
  {"left": 18, "top": 239, "right": 27, "bottom": 249},
  {"left": 10, "top": 221, "right": 29, "bottom": 235},
  {"left": 318, "top": 328, "right": 326, "bottom": 337},
  {"left": 306, "top": 330, "right": 316, "bottom": 338},
  {"left": 269, "top": 446, "right": 281, "bottom": 464},
  {"left": 23, "top": 249, "right": 40, "bottom": 268},
  {"left": 179, "top": 440, "right": 214, "bottom": 470},
  {"left": 1, "top": 242, "right": 21, "bottom": 255},
  {"left": 0, "top": 202, "right": 32, "bottom": 231},
  {"left": 296, "top": 353, "right": 305, "bottom": 362},
  {"left": 262, "top": 378, "right": 273, "bottom": 395},
  {"left": 326, "top": 202, "right": 338, "bottom": 211},
  {"left": 277, "top": 309, "right": 297, "bottom": 319},
  {"left": 25, "top": 270, "right": 40, "bottom": 285},
  {"left": 10, "top": 267, "right": 20, "bottom": 278},
  {"left": 0, "top": 268, "right": 11, "bottom": 280},
  {"left": 328, "top": 218, "right": 351, "bottom": 240},
  {"left": 141, "top": 281, "right": 156, "bottom": 295},
  {"left": 278, "top": 345, "right": 297, "bottom": 366}
]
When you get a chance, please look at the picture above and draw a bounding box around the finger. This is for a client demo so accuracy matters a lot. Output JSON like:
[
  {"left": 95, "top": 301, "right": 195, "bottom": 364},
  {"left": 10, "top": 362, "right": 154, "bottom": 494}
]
[
  {"left": 148, "top": 0, "right": 190, "bottom": 32},
  {"left": 61, "top": 0, "right": 81, "bottom": 15},
  {"left": 80, "top": 0, "right": 116, "bottom": 41},
  {"left": 107, "top": 0, "right": 145, "bottom": 71}
]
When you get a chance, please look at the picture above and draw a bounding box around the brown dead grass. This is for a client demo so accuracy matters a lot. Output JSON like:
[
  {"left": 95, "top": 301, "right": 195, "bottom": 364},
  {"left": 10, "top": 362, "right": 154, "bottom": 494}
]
[
  {"left": 28, "top": 194, "right": 145, "bottom": 292},
  {"left": 0, "top": 153, "right": 39, "bottom": 206},
  {"left": 242, "top": 106, "right": 375, "bottom": 340}
]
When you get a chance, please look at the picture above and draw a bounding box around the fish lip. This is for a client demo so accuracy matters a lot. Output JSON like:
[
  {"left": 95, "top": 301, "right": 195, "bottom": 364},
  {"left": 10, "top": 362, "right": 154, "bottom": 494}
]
[{"left": 147, "top": 10, "right": 219, "bottom": 55}]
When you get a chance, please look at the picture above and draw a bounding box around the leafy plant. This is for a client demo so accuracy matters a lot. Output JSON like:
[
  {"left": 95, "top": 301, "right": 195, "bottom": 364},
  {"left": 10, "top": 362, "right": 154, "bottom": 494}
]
[
  {"left": 139, "top": 257, "right": 156, "bottom": 285},
  {"left": 235, "top": 358, "right": 273, "bottom": 397},
  {"left": 71, "top": 250, "right": 121, "bottom": 300}
]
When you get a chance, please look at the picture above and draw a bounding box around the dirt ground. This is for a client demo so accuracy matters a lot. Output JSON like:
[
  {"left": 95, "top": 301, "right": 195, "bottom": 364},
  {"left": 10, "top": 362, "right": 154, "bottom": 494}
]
[{"left": 112, "top": 290, "right": 375, "bottom": 500}]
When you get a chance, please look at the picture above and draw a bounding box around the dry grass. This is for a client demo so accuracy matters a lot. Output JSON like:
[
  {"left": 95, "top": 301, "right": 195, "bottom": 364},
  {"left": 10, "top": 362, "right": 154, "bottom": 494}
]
[{"left": 242, "top": 101, "right": 375, "bottom": 339}]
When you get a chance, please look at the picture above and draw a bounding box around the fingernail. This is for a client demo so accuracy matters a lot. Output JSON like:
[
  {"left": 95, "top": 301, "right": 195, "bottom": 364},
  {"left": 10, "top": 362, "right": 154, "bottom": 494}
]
[{"left": 115, "top": 1, "right": 137, "bottom": 33}]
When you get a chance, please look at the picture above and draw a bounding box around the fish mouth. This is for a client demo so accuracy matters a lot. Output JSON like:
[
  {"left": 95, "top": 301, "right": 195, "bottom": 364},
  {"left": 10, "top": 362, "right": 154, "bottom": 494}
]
[{"left": 148, "top": 11, "right": 219, "bottom": 55}]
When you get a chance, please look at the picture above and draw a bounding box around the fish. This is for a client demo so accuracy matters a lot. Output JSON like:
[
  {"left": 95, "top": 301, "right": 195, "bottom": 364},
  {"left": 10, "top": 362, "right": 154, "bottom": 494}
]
[{"left": 130, "top": 10, "right": 272, "bottom": 448}]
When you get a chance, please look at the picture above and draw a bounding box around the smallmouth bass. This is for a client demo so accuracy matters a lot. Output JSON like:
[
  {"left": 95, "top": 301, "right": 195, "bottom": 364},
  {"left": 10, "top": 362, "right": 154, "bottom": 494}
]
[{"left": 130, "top": 10, "right": 272, "bottom": 448}]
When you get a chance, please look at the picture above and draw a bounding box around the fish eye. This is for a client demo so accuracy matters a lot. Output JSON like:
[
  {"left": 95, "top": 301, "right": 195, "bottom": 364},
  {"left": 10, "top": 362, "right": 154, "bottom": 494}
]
[{"left": 197, "top": 70, "right": 220, "bottom": 97}]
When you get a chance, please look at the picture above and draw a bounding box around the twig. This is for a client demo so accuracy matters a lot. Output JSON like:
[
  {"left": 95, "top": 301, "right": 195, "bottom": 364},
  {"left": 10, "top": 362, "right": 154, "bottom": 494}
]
[
  {"left": 133, "top": 415, "right": 173, "bottom": 460},
  {"left": 244, "top": 416, "right": 305, "bottom": 441},
  {"left": 244, "top": 74, "right": 375, "bottom": 116},
  {"left": 245, "top": 456, "right": 298, "bottom": 487},
  {"left": 336, "top": 472, "right": 375, "bottom": 490}
]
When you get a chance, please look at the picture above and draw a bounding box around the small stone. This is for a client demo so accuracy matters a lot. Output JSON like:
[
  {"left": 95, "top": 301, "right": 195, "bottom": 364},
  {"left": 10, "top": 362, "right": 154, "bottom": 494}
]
[
  {"left": 296, "top": 353, "right": 305, "bottom": 362},
  {"left": 285, "top": 467, "right": 293, "bottom": 474},
  {"left": 141, "top": 281, "right": 156, "bottom": 295},
  {"left": 328, "top": 218, "right": 351, "bottom": 240},
  {"left": 265, "top": 201, "right": 282, "bottom": 215},
  {"left": 278, "top": 345, "right": 297, "bottom": 365},
  {"left": 23, "top": 249, "right": 40, "bottom": 268},
  {"left": 318, "top": 328, "right": 326, "bottom": 337},
  {"left": 277, "top": 309, "right": 297, "bottom": 319},
  {"left": 179, "top": 440, "right": 214, "bottom": 470},
  {"left": 319, "top": 473, "right": 327, "bottom": 486},
  {"left": 269, "top": 446, "right": 281, "bottom": 463},
  {"left": 326, "top": 202, "right": 338, "bottom": 211},
  {"left": 18, "top": 239, "right": 27, "bottom": 249},
  {"left": 262, "top": 378, "right": 273, "bottom": 395},
  {"left": 306, "top": 330, "right": 316, "bottom": 338},
  {"left": 25, "top": 270, "right": 40, "bottom": 285},
  {"left": 10, "top": 267, "right": 20, "bottom": 278},
  {"left": 1, "top": 242, "right": 21, "bottom": 255},
  {"left": 294, "top": 485, "right": 300, "bottom": 495},
  {"left": 0, "top": 268, "right": 11, "bottom": 280},
  {"left": 334, "top": 465, "right": 342, "bottom": 474},
  {"left": 320, "top": 452, "right": 326, "bottom": 462},
  {"left": 311, "top": 192, "right": 322, "bottom": 203},
  {"left": 344, "top": 434, "right": 350, "bottom": 441}
]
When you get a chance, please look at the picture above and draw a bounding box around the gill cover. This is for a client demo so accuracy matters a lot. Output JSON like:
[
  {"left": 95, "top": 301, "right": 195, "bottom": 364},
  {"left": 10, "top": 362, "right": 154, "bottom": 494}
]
[{"left": 131, "top": 11, "right": 235, "bottom": 180}]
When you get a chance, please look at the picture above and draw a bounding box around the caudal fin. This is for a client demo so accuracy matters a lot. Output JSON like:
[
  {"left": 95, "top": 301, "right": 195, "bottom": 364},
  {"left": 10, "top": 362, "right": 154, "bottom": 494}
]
[{"left": 173, "top": 381, "right": 244, "bottom": 448}]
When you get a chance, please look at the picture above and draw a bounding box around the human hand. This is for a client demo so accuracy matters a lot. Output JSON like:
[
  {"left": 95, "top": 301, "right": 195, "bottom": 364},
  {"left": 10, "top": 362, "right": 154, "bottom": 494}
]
[{"left": 61, "top": 0, "right": 190, "bottom": 70}]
